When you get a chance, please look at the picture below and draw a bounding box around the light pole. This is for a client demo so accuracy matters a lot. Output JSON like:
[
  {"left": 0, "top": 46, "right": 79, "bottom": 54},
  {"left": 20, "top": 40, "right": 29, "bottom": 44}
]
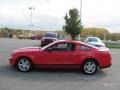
[
  {"left": 80, "top": 0, "right": 82, "bottom": 21},
  {"left": 29, "top": 6, "right": 35, "bottom": 35},
  {"left": 78, "top": 0, "right": 82, "bottom": 40}
]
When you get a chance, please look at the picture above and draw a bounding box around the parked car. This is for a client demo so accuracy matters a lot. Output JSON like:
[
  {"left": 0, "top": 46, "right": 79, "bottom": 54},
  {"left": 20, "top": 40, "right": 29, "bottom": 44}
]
[
  {"left": 9, "top": 40, "right": 111, "bottom": 75},
  {"left": 41, "top": 32, "right": 58, "bottom": 47},
  {"left": 31, "top": 34, "right": 42, "bottom": 40},
  {"left": 85, "top": 37, "right": 105, "bottom": 47}
]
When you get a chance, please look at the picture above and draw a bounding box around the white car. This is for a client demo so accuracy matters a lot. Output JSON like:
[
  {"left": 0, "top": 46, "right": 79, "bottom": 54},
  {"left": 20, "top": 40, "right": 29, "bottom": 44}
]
[{"left": 85, "top": 37, "right": 105, "bottom": 47}]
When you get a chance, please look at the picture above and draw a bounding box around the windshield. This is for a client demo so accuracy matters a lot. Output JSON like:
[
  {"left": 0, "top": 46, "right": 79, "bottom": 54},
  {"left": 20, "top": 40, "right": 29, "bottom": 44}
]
[
  {"left": 41, "top": 41, "right": 57, "bottom": 51},
  {"left": 88, "top": 38, "right": 99, "bottom": 42},
  {"left": 44, "top": 33, "right": 57, "bottom": 38}
]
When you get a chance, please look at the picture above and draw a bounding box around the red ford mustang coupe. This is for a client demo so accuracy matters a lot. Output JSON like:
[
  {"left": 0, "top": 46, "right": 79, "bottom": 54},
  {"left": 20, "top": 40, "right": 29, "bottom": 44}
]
[{"left": 9, "top": 40, "right": 111, "bottom": 75}]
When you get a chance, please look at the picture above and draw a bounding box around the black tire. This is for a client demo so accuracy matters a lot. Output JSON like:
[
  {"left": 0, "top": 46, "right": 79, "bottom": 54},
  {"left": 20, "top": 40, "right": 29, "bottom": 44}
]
[
  {"left": 81, "top": 60, "right": 98, "bottom": 75},
  {"left": 16, "top": 57, "right": 33, "bottom": 72}
]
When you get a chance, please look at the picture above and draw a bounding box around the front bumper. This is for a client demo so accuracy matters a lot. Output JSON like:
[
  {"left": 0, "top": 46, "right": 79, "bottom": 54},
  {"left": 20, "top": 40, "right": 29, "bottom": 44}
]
[{"left": 9, "top": 56, "right": 15, "bottom": 67}]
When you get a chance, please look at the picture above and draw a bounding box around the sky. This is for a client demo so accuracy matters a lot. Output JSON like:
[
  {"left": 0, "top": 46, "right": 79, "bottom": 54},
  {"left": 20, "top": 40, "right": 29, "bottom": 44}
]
[{"left": 0, "top": 0, "right": 120, "bottom": 33}]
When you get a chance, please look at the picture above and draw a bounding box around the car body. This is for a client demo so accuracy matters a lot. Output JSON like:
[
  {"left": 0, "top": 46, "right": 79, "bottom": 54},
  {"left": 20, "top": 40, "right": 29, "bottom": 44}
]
[
  {"left": 31, "top": 34, "right": 42, "bottom": 40},
  {"left": 85, "top": 37, "right": 105, "bottom": 47},
  {"left": 9, "top": 40, "right": 111, "bottom": 75},
  {"left": 41, "top": 32, "right": 58, "bottom": 47}
]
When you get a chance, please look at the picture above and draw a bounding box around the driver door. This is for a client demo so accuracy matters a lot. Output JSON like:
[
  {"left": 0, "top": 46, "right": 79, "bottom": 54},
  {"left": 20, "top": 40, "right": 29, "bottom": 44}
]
[{"left": 37, "top": 42, "right": 71, "bottom": 65}]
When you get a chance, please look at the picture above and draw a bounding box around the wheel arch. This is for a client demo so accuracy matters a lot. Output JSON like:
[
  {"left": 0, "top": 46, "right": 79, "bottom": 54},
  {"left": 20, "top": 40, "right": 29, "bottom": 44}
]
[
  {"left": 81, "top": 58, "right": 100, "bottom": 67},
  {"left": 80, "top": 58, "right": 100, "bottom": 75},
  {"left": 15, "top": 56, "right": 33, "bottom": 67}
]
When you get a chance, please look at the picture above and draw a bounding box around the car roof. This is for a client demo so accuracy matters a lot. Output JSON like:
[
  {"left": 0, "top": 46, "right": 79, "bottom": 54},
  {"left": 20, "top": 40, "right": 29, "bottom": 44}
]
[
  {"left": 41, "top": 40, "right": 98, "bottom": 51},
  {"left": 54, "top": 40, "right": 96, "bottom": 46}
]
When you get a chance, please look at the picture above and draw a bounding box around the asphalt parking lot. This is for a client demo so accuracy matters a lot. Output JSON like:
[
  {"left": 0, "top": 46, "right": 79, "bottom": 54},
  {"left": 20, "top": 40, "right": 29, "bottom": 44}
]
[{"left": 0, "top": 38, "right": 120, "bottom": 90}]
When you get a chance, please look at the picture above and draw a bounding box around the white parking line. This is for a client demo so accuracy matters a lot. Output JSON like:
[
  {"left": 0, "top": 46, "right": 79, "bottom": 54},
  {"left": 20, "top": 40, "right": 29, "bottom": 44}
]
[
  {"left": 83, "top": 77, "right": 97, "bottom": 80},
  {"left": 104, "top": 83, "right": 120, "bottom": 86}
]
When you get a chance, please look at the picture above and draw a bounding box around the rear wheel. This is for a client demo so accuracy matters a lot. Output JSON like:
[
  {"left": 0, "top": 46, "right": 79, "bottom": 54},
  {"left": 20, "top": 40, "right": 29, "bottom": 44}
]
[
  {"left": 81, "top": 60, "right": 98, "bottom": 75},
  {"left": 16, "top": 57, "right": 33, "bottom": 72}
]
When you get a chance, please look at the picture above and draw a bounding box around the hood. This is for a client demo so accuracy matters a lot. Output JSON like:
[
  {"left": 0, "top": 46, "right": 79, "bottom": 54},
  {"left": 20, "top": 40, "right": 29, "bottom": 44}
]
[{"left": 12, "top": 47, "right": 40, "bottom": 54}]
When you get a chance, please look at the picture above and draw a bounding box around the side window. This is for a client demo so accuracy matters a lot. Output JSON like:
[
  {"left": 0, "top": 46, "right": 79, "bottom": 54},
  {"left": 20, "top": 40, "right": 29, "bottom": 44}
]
[
  {"left": 52, "top": 43, "right": 68, "bottom": 51},
  {"left": 80, "top": 45, "right": 91, "bottom": 50},
  {"left": 67, "top": 43, "right": 76, "bottom": 51},
  {"left": 47, "top": 43, "right": 76, "bottom": 51}
]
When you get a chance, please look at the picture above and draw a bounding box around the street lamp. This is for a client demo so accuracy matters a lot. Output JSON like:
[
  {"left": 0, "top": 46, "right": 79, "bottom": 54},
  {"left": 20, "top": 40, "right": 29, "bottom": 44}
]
[{"left": 29, "top": 6, "right": 35, "bottom": 35}]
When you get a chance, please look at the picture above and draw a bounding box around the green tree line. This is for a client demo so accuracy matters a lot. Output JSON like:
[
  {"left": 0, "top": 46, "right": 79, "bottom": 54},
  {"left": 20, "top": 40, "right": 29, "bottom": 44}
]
[
  {"left": 0, "top": 27, "right": 120, "bottom": 41},
  {"left": 81, "top": 28, "right": 110, "bottom": 40},
  {"left": 0, "top": 28, "right": 23, "bottom": 38},
  {"left": 81, "top": 28, "right": 120, "bottom": 41}
]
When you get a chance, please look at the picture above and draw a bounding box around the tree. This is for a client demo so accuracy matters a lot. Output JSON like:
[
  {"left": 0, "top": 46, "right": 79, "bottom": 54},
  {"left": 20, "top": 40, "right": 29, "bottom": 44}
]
[{"left": 63, "top": 8, "right": 83, "bottom": 40}]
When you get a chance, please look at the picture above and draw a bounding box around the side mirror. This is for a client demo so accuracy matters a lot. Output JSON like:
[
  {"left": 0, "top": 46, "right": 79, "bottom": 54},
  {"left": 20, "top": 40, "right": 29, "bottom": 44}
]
[{"left": 47, "top": 47, "right": 53, "bottom": 51}]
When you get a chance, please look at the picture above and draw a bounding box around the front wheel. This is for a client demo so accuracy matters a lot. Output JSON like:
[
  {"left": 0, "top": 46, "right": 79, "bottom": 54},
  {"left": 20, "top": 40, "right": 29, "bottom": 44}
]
[
  {"left": 16, "top": 57, "right": 33, "bottom": 72},
  {"left": 81, "top": 60, "right": 98, "bottom": 75}
]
